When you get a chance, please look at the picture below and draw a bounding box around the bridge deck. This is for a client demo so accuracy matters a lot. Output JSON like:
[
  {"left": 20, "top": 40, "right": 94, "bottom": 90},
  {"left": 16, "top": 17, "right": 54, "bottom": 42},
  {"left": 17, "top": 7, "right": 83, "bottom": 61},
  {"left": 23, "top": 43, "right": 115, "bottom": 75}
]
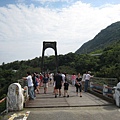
[{"left": 25, "top": 84, "right": 112, "bottom": 108}]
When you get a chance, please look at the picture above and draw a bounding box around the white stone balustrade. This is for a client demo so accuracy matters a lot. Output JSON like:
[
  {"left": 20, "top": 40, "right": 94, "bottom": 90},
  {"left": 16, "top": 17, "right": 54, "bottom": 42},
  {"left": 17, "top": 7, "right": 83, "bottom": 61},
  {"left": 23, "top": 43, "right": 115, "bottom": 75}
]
[{"left": 6, "top": 83, "right": 28, "bottom": 111}]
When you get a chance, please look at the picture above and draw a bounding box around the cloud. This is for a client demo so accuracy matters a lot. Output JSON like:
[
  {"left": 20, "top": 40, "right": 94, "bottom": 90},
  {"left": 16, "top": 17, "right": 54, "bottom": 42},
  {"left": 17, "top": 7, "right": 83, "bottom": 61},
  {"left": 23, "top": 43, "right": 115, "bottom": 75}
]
[{"left": 0, "top": 1, "right": 120, "bottom": 64}]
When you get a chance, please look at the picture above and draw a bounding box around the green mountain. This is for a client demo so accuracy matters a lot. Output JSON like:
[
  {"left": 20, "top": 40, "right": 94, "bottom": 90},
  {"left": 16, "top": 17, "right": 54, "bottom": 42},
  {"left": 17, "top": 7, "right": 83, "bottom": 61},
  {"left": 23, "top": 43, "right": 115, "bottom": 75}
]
[{"left": 75, "top": 21, "right": 120, "bottom": 54}]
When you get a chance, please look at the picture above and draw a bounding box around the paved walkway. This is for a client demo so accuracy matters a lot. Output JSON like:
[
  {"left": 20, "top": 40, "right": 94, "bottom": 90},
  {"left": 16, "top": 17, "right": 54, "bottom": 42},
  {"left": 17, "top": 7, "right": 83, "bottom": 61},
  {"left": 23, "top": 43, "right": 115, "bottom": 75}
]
[{"left": 25, "top": 84, "right": 112, "bottom": 108}]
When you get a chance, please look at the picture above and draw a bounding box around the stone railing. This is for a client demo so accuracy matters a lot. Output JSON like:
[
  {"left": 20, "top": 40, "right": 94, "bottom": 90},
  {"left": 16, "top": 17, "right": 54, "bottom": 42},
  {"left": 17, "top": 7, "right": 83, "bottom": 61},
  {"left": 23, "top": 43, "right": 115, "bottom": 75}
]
[
  {"left": 0, "top": 79, "right": 29, "bottom": 114},
  {"left": 17, "top": 79, "right": 27, "bottom": 88},
  {"left": 67, "top": 75, "right": 118, "bottom": 100},
  {"left": 89, "top": 77, "right": 117, "bottom": 97},
  {"left": 5, "top": 80, "right": 29, "bottom": 113},
  {"left": 88, "top": 77, "right": 118, "bottom": 104}
]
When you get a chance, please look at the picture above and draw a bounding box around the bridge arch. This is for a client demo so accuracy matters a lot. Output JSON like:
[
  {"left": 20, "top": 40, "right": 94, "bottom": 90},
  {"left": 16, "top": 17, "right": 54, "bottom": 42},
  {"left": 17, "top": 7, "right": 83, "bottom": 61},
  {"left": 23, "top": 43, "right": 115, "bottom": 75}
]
[{"left": 41, "top": 41, "right": 58, "bottom": 73}]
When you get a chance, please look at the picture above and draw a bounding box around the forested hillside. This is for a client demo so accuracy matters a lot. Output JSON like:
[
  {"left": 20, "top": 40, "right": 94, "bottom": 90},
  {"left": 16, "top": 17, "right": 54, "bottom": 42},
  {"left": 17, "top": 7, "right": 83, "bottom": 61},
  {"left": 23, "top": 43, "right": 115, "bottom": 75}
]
[{"left": 75, "top": 21, "right": 120, "bottom": 54}]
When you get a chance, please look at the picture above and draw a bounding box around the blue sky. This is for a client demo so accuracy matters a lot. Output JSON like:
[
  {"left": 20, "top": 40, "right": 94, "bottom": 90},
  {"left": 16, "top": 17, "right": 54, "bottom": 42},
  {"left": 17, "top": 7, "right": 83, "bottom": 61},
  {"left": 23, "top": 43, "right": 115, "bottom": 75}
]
[
  {"left": 1, "top": 0, "right": 120, "bottom": 7},
  {"left": 0, "top": 0, "right": 120, "bottom": 65}
]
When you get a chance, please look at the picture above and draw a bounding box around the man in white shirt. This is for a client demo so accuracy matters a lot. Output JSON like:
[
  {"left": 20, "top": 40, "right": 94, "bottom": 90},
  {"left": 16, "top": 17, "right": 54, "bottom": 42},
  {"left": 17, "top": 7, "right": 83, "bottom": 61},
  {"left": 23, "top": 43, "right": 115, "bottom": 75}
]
[
  {"left": 61, "top": 73, "right": 65, "bottom": 83},
  {"left": 84, "top": 71, "right": 93, "bottom": 92},
  {"left": 23, "top": 72, "right": 35, "bottom": 100}
]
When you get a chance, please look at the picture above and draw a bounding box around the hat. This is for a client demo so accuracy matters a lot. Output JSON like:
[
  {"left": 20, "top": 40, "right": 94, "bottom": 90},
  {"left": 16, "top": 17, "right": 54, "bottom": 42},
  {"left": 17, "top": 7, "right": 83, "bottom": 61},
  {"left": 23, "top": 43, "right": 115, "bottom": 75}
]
[{"left": 88, "top": 71, "right": 91, "bottom": 74}]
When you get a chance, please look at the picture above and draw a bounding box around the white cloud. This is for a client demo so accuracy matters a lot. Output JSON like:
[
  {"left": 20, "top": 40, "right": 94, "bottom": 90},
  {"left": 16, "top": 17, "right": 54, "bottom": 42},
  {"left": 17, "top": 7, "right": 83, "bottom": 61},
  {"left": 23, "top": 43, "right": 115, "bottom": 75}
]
[{"left": 0, "top": 1, "right": 120, "bottom": 64}]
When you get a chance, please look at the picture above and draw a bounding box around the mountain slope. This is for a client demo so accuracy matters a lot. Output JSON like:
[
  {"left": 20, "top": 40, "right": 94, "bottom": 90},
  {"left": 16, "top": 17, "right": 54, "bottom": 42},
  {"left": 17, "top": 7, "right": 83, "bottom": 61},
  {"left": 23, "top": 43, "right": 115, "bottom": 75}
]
[{"left": 75, "top": 21, "right": 120, "bottom": 54}]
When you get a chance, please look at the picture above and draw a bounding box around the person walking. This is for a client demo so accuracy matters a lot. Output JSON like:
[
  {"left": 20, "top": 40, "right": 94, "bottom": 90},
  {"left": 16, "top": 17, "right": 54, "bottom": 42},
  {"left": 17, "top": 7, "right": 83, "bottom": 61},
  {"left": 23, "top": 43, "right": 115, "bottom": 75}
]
[
  {"left": 81, "top": 72, "right": 87, "bottom": 91},
  {"left": 32, "top": 73, "right": 37, "bottom": 97},
  {"left": 61, "top": 72, "right": 65, "bottom": 84},
  {"left": 23, "top": 72, "right": 35, "bottom": 100},
  {"left": 35, "top": 75, "right": 40, "bottom": 94},
  {"left": 54, "top": 71, "right": 63, "bottom": 98},
  {"left": 43, "top": 73, "right": 49, "bottom": 94},
  {"left": 63, "top": 77, "right": 69, "bottom": 97},
  {"left": 71, "top": 73, "right": 76, "bottom": 86},
  {"left": 39, "top": 73, "right": 43, "bottom": 87},
  {"left": 75, "top": 73, "right": 82, "bottom": 97}
]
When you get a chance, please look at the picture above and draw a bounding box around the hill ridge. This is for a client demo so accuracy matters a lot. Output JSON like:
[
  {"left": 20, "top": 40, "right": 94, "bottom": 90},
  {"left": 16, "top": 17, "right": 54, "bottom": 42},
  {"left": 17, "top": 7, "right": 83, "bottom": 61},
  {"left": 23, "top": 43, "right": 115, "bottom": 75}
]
[{"left": 75, "top": 21, "right": 120, "bottom": 54}]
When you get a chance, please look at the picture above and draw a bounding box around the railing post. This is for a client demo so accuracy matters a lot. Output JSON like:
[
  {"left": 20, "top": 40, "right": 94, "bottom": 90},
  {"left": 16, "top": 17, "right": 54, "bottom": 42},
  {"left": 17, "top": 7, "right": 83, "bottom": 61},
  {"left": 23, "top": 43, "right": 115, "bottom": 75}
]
[
  {"left": 103, "top": 84, "right": 108, "bottom": 96},
  {"left": 113, "top": 82, "right": 120, "bottom": 107},
  {"left": 7, "top": 83, "right": 24, "bottom": 111},
  {"left": 89, "top": 82, "right": 93, "bottom": 91}
]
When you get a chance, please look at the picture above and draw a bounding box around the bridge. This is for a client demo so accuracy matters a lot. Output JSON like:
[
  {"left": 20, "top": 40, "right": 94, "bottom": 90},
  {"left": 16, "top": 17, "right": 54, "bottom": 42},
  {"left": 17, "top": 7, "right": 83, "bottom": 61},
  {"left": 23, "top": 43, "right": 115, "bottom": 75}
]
[{"left": 0, "top": 76, "right": 120, "bottom": 120}]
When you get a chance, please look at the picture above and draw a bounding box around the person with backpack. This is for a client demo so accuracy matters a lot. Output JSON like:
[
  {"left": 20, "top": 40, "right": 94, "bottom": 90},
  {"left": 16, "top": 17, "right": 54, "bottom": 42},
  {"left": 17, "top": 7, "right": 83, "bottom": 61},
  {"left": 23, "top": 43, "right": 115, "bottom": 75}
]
[{"left": 54, "top": 71, "right": 63, "bottom": 98}]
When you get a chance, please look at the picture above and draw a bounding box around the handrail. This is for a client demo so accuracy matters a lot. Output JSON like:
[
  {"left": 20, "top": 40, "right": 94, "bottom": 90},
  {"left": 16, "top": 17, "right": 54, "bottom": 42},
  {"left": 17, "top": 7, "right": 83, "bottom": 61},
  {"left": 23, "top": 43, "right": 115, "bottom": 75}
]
[
  {"left": 0, "top": 97, "right": 7, "bottom": 114},
  {"left": 90, "top": 77, "right": 118, "bottom": 87},
  {"left": 0, "top": 97, "right": 6, "bottom": 104},
  {"left": 105, "top": 86, "right": 113, "bottom": 90}
]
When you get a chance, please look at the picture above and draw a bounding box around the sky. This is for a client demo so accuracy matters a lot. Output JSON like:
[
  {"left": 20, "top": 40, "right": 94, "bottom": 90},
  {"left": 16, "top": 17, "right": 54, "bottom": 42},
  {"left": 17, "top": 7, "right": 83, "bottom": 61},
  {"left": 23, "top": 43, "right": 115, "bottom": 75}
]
[{"left": 0, "top": 0, "right": 120, "bottom": 65}]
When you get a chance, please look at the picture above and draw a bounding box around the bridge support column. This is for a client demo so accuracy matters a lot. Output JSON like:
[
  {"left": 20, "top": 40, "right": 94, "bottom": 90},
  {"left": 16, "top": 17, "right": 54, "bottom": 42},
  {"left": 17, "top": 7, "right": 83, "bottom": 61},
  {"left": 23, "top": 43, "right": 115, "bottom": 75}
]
[{"left": 41, "top": 41, "right": 58, "bottom": 73}]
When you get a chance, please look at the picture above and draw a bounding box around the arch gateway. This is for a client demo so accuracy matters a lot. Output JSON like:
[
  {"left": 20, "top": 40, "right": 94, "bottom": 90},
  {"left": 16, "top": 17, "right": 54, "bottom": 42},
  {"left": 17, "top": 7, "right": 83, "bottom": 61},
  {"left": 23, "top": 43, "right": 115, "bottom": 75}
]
[{"left": 41, "top": 41, "right": 58, "bottom": 73}]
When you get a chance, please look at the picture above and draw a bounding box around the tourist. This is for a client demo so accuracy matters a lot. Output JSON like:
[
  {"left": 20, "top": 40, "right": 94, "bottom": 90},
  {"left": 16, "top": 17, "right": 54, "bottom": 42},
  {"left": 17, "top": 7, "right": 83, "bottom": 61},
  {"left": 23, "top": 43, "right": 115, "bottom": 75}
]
[
  {"left": 22, "top": 72, "right": 35, "bottom": 100},
  {"left": 53, "top": 73, "right": 56, "bottom": 94},
  {"left": 54, "top": 71, "right": 63, "bottom": 98},
  {"left": 39, "top": 73, "right": 43, "bottom": 87},
  {"left": 61, "top": 72, "right": 65, "bottom": 84},
  {"left": 84, "top": 71, "right": 94, "bottom": 92},
  {"left": 43, "top": 73, "right": 49, "bottom": 94},
  {"left": 35, "top": 75, "right": 40, "bottom": 94},
  {"left": 49, "top": 72, "right": 53, "bottom": 84},
  {"left": 75, "top": 73, "right": 82, "bottom": 97},
  {"left": 63, "top": 77, "right": 69, "bottom": 97},
  {"left": 32, "top": 73, "right": 37, "bottom": 97},
  {"left": 81, "top": 71, "right": 87, "bottom": 91},
  {"left": 71, "top": 73, "right": 76, "bottom": 86}
]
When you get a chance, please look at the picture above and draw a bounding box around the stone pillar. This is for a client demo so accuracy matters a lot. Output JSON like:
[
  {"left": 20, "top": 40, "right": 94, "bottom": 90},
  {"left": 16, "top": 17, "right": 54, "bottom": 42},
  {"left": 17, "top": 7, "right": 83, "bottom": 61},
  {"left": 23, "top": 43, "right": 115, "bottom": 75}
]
[
  {"left": 113, "top": 82, "right": 120, "bottom": 107},
  {"left": 7, "top": 83, "right": 24, "bottom": 111}
]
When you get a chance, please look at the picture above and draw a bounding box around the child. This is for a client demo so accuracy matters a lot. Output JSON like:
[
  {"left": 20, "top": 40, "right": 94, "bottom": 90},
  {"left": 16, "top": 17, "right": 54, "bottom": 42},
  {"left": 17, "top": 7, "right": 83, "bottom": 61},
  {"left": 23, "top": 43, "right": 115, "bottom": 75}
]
[{"left": 63, "top": 78, "right": 69, "bottom": 97}]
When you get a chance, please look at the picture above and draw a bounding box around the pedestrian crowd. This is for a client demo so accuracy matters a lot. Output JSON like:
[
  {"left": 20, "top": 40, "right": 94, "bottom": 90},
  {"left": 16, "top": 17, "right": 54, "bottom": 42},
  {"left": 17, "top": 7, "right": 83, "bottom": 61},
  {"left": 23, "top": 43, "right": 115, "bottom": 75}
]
[{"left": 22, "top": 71, "right": 93, "bottom": 100}]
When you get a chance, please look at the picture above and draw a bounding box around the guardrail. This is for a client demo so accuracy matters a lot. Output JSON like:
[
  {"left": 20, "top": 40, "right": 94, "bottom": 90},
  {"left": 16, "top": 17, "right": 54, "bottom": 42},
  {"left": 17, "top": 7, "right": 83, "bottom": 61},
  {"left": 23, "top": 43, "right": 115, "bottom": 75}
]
[
  {"left": 90, "top": 83, "right": 113, "bottom": 97},
  {"left": 18, "top": 79, "right": 27, "bottom": 87},
  {"left": 88, "top": 77, "right": 117, "bottom": 103},
  {"left": 90, "top": 77, "right": 118, "bottom": 87},
  {"left": 0, "top": 80, "right": 29, "bottom": 114},
  {"left": 0, "top": 97, "right": 7, "bottom": 114},
  {"left": 67, "top": 75, "right": 118, "bottom": 103}
]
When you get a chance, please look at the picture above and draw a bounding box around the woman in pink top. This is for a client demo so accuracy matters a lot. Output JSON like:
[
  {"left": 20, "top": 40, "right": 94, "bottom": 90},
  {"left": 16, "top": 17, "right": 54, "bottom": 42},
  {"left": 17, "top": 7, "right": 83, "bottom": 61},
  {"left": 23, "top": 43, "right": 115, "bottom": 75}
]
[{"left": 71, "top": 73, "right": 76, "bottom": 86}]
